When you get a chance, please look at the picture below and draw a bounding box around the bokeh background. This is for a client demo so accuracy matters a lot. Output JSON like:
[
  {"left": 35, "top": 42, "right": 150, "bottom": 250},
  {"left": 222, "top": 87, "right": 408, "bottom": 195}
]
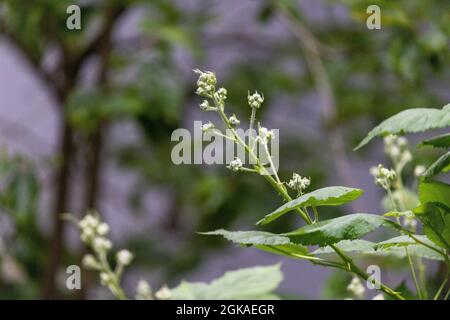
[{"left": 0, "top": 0, "right": 449, "bottom": 299}]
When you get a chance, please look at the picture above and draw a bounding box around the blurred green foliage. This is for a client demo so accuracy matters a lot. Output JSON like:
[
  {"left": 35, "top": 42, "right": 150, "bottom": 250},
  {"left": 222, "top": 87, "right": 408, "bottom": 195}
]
[
  {"left": 0, "top": 0, "right": 448, "bottom": 298},
  {"left": 0, "top": 152, "right": 45, "bottom": 298}
]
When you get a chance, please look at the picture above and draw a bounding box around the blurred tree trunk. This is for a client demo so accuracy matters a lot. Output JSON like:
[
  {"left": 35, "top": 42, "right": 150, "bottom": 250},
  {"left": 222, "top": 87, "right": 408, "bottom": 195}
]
[
  {"left": 77, "top": 124, "right": 105, "bottom": 300},
  {"left": 42, "top": 118, "right": 75, "bottom": 299},
  {"left": 41, "top": 4, "right": 126, "bottom": 299}
]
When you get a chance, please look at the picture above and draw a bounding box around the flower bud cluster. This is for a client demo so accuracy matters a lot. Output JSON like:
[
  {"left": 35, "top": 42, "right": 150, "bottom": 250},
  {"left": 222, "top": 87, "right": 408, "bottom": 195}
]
[
  {"left": 257, "top": 127, "right": 275, "bottom": 144},
  {"left": 214, "top": 88, "right": 227, "bottom": 103},
  {"left": 194, "top": 69, "right": 216, "bottom": 97},
  {"left": 227, "top": 158, "right": 243, "bottom": 172},
  {"left": 201, "top": 122, "right": 215, "bottom": 132},
  {"left": 370, "top": 164, "right": 396, "bottom": 189},
  {"left": 228, "top": 115, "right": 240, "bottom": 126},
  {"left": 383, "top": 135, "right": 412, "bottom": 165},
  {"left": 79, "top": 213, "right": 111, "bottom": 252},
  {"left": 134, "top": 280, "right": 172, "bottom": 300},
  {"left": 414, "top": 165, "right": 426, "bottom": 177},
  {"left": 77, "top": 212, "right": 135, "bottom": 299},
  {"left": 248, "top": 91, "right": 264, "bottom": 109},
  {"left": 287, "top": 173, "right": 310, "bottom": 192}
]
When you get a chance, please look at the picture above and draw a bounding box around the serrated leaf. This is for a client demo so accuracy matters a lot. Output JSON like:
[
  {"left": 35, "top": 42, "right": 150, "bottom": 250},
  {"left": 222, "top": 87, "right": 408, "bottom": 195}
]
[
  {"left": 201, "top": 229, "right": 310, "bottom": 259},
  {"left": 201, "top": 229, "right": 291, "bottom": 245},
  {"left": 376, "top": 235, "right": 434, "bottom": 249},
  {"left": 417, "top": 203, "right": 450, "bottom": 251},
  {"left": 313, "top": 238, "right": 445, "bottom": 261},
  {"left": 375, "top": 235, "right": 445, "bottom": 261},
  {"left": 282, "top": 213, "right": 388, "bottom": 246},
  {"left": 420, "top": 133, "right": 450, "bottom": 149},
  {"left": 257, "top": 187, "right": 363, "bottom": 226},
  {"left": 171, "top": 264, "right": 283, "bottom": 300},
  {"left": 423, "top": 152, "right": 450, "bottom": 178},
  {"left": 313, "top": 239, "right": 376, "bottom": 255},
  {"left": 355, "top": 104, "right": 450, "bottom": 150}
]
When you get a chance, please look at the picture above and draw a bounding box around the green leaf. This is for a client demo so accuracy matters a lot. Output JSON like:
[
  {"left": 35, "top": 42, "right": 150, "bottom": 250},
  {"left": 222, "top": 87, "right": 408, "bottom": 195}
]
[
  {"left": 419, "top": 180, "right": 450, "bottom": 209},
  {"left": 313, "top": 239, "right": 376, "bottom": 255},
  {"left": 376, "top": 235, "right": 432, "bottom": 249},
  {"left": 313, "top": 237, "right": 445, "bottom": 261},
  {"left": 416, "top": 180, "right": 450, "bottom": 250},
  {"left": 416, "top": 203, "right": 450, "bottom": 251},
  {"left": 201, "top": 229, "right": 310, "bottom": 259},
  {"left": 171, "top": 264, "right": 283, "bottom": 300},
  {"left": 423, "top": 152, "right": 450, "bottom": 178},
  {"left": 282, "top": 213, "right": 388, "bottom": 246},
  {"left": 257, "top": 187, "right": 364, "bottom": 226},
  {"left": 375, "top": 235, "right": 445, "bottom": 261},
  {"left": 420, "top": 133, "right": 450, "bottom": 149},
  {"left": 355, "top": 104, "right": 450, "bottom": 150},
  {"left": 201, "top": 229, "right": 291, "bottom": 246}
]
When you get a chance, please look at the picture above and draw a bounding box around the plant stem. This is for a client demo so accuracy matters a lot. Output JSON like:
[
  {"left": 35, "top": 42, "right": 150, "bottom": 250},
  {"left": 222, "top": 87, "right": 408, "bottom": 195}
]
[
  {"left": 312, "top": 206, "right": 319, "bottom": 222},
  {"left": 386, "top": 186, "right": 423, "bottom": 299},
  {"left": 406, "top": 247, "right": 423, "bottom": 299},
  {"left": 249, "top": 107, "right": 257, "bottom": 152},
  {"left": 263, "top": 142, "right": 282, "bottom": 184},
  {"left": 210, "top": 130, "right": 236, "bottom": 142},
  {"left": 433, "top": 277, "right": 448, "bottom": 300},
  {"left": 444, "top": 287, "right": 450, "bottom": 300},
  {"left": 98, "top": 252, "right": 127, "bottom": 300}
]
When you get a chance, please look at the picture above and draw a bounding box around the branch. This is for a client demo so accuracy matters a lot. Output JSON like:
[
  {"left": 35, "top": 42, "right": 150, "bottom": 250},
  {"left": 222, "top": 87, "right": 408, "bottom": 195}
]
[
  {"left": 71, "top": 5, "right": 126, "bottom": 72},
  {"left": 275, "top": 3, "right": 364, "bottom": 212}
]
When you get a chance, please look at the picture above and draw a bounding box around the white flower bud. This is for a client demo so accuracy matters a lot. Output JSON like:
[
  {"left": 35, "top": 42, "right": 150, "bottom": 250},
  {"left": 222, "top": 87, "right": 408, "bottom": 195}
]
[
  {"left": 347, "top": 277, "right": 365, "bottom": 299},
  {"left": 199, "top": 100, "right": 210, "bottom": 111},
  {"left": 400, "top": 150, "right": 412, "bottom": 163},
  {"left": 136, "top": 280, "right": 153, "bottom": 300},
  {"left": 370, "top": 164, "right": 396, "bottom": 189},
  {"left": 397, "top": 137, "right": 408, "bottom": 147},
  {"left": 228, "top": 158, "right": 243, "bottom": 172},
  {"left": 155, "top": 285, "right": 172, "bottom": 300},
  {"left": 414, "top": 165, "right": 426, "bottom": 177},
  {"left": 194, "top": 69, "right": 216, "bottom": 97},
  {"left": 247, "top": 91, "right": 264, "bottom": 109},
  {"left": 100, "top": 272, "right": 112, "bottom": 285},
  {"left": 389, "top": 145, "right": 401, "bottom": 158},
  {"left": 82, "top": 254, "right": 100, "bottom": 270},
  {"left": 402, "top": 216, "right": 417, "bottom": 230},
  {"left": 201, "top": 122, "right": 215, "bottom": 132},
  {"left": 96, "top": 222, "right": 110, "bottom": 236},
  {"left": 79, "top": 214, "right": 99, "bottom": 230},
  {"left": 81, "top": 227, "right": 95, "bottom": 243},
  {"left": 93, "top": 237, "right": 112, "bottom": 252},
  {"left": 117, "top": 249, "right": 134, "bottom": 266},
  {"left": 383, "top": 135, "right": 395, "bottom": 146},
  {"left": 228, "top": 115, "right": 240, "bottom": 126},
  {"left": 369, "top": 166, "right": 379, "bottom": 177},
  {"left": 372, "top": 294, "right": 385, "bottom": 300},
  {"left": 215, "top": 88, "right": 227, "bottom": 101},
  {"left": 258, "top": 127, "right": 275, "bottom": 144},
  {"left": 287, "top": 173, "right": 310, "bottom": 192}
]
